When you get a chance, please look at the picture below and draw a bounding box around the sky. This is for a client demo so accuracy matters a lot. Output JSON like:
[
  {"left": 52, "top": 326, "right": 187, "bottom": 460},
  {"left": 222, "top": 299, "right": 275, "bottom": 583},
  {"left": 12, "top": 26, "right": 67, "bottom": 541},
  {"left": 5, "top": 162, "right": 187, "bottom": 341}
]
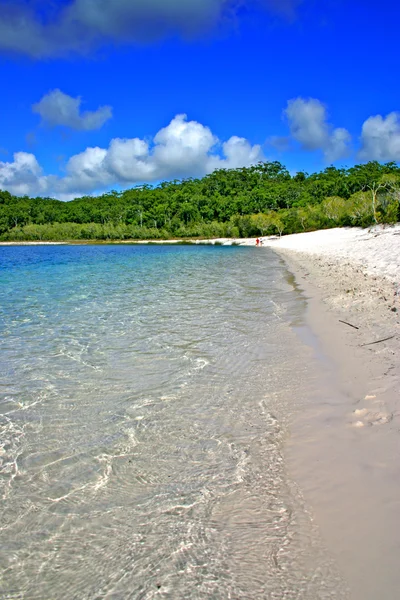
[{"left": 0, "top": 0, "right": 399, "bottom": 200}]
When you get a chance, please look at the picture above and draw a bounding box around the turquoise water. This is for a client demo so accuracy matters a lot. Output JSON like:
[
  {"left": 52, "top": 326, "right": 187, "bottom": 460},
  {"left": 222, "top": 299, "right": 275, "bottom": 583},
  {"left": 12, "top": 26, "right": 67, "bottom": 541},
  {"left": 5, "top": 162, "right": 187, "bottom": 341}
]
[{"left": 0, "top": 245, "right": 347, "bottom": 599}]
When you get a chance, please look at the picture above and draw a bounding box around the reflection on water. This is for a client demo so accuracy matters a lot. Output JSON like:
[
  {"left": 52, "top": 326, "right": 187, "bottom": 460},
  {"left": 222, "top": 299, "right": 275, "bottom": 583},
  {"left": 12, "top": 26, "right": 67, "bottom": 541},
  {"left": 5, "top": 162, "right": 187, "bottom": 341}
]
[{"left": 0, "top": 245, "right": 347, "bottom": 599}]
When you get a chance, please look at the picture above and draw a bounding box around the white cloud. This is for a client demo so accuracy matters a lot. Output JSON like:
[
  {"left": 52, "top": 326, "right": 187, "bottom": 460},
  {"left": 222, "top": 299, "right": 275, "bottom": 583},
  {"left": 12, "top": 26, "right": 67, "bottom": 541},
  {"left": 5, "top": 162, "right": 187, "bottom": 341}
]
[
  {"left": 0, "top": 0, "right": 302, "bottom": 58},
  {"left": 105, "top": 138, "right": 153, "bottom": 181},
  {"left": 285, "top": 98, "right": 327, "bottom": 149},
  {"left": 152, "top": 114, "right": 218, "bottom": 178},
  {"left": 0, "top": 152, "right": 47, "bottom": 196},
  {"left": 64, "top": 147, "right": 110, "bottom": 190},
  {"left": 211, "top": 136, "right": 264, "bottom": 170},
  {"left": 359, "top": 112, "right": 400, "bottom": 162},
  {"left": 284, "top": 97, "right": 351, "bottom": 161},
  {"left": 32, "top": 89, "right": 112, "bottom": 131},
  {"left": 0, "top": 114, "right": 264, "bottom": 198},
  {"left": 326, "top": 127, "right": 352, "bottom": 162}
]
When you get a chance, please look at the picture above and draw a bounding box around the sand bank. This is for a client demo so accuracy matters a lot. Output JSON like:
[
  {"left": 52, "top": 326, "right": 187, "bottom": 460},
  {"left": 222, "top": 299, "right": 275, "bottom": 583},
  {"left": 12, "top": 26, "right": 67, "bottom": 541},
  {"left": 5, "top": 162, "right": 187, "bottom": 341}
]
[
  {"left": 263, "top": 226, "right": 399, "bottom": 402},
  {"left": 262, "top": 224, "right": 400, "bottom": 281},
  {"left": 262, "top": 226, "right": 400, "bottom": 600},
  {"left": 262, "top": 225, "right": 399, "bottom": 415}
]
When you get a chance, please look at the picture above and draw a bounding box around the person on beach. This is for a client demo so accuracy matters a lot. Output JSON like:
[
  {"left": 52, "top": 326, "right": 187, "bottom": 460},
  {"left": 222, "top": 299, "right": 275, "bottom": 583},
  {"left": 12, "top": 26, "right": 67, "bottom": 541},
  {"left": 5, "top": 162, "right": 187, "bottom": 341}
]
[{"left": 256, "top": 238, "right": 260, "bottom": 246}]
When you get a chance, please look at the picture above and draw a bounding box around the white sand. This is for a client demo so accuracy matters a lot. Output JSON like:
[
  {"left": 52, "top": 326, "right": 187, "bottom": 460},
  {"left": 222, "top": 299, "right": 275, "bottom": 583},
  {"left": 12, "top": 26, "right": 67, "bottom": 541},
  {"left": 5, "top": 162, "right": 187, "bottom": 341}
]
[
  {"left": 261, "top": 225, "right": 400, "bottom": 283},
  {"left": 257, "top": 224, "right": 399, "bottom": 357},
  {"left": 259, "top": 225, "right": 400, "bottom": 599}
]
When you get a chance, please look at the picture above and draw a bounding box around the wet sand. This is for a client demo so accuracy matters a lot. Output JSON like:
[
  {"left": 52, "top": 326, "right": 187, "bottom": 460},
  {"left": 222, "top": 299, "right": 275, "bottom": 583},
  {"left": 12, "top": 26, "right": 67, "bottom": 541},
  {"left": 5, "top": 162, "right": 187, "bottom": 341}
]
[{"left": 266, "top": 227, "right": 400, "bottom": 599}]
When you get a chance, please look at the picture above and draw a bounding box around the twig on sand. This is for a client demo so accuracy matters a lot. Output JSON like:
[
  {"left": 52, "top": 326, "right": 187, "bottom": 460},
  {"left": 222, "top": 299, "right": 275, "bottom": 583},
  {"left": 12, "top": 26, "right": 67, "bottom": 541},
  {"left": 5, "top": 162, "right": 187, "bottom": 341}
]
[
  {"left": 339, "top": 320, "right": 359, "bottom": 330},
  {"left": 360, "top": 335, "right": 395, "bottom": 347}
]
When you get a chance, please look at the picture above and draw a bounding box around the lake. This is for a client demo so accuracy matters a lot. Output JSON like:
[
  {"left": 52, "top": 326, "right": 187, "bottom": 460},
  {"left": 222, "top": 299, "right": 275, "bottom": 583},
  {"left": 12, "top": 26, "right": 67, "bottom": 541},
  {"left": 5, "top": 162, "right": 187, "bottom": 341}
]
[{"left": 0, "top": 244, "right": 348, "bottom": 599}]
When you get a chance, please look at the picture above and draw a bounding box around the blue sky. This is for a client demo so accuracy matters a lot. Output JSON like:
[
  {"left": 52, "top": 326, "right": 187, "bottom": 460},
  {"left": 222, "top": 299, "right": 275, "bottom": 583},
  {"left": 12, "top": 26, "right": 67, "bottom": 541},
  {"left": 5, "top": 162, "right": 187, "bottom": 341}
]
[{"left": 0, "top": 0, "right": 399, "bottom": 199}]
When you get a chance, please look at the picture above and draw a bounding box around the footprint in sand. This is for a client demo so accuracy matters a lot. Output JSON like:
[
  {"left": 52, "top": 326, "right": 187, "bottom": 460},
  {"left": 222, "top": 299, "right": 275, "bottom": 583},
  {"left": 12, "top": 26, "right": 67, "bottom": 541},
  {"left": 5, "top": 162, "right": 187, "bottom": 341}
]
[
  {"left": 365, "top": 412, "right": 393, "bottom": 425},
  {"left": 350, "top": 407, "right": 393, "bottom": 427},
  {"left": 350, "top": 395, "right": 393, "bottom": 427}
]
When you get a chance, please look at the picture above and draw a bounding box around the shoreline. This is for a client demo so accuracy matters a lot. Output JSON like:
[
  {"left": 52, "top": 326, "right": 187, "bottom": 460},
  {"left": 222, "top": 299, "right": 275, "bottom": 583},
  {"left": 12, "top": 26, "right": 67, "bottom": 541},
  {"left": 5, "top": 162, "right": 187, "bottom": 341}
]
[
  {"left": 2, "top": 225, "right": 399, "bottom": 596},
  {"left": 0, "top": 237, "right": 262, "bottom": 246},
  {"left": 1, "top": 222, "right": 399, "bottom": 263},
  {"left": 0, "top": 236, "right": 253, "bottom": 245},
  {"left": 268, "top": 228, "right": 400, "bottom": 599}
]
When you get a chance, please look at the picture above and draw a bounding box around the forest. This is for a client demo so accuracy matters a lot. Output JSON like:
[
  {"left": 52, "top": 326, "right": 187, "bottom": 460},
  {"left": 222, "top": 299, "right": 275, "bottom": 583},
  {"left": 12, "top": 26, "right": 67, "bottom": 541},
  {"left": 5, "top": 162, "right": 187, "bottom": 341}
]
[{"left": 0, "top": 160, "right": 399, "bottom": 241}]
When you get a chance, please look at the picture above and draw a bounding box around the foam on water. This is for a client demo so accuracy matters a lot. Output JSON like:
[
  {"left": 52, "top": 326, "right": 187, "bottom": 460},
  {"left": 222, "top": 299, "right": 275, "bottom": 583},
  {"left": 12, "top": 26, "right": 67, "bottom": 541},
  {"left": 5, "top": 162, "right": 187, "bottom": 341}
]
[{"left": 0, "top": 244, "right": 348, "bottom": 599}]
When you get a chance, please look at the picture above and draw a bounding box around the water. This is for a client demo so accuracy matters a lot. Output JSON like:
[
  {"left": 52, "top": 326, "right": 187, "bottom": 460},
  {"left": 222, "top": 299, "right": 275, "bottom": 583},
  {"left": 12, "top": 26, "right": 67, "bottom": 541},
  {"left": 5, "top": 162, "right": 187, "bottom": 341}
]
[{"left": 0, "top": 244, "right": 348, "bottom": 599}]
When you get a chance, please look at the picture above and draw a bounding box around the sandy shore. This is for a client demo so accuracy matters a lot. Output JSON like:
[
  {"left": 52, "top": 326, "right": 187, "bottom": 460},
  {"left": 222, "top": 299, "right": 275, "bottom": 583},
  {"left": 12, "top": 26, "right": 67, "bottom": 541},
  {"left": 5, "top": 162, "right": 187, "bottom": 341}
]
[
  {"left": 263, "top": 226, "right": 400, "bottom": 398},
  {"left": 262, "top": 225, "right": 400, "bottom": 419},
  {"left": 260, "top": 226, "right": 400, "bottom": 599},
  {"left": 262, "top": 224, "right": 400, "bottom": 281}
]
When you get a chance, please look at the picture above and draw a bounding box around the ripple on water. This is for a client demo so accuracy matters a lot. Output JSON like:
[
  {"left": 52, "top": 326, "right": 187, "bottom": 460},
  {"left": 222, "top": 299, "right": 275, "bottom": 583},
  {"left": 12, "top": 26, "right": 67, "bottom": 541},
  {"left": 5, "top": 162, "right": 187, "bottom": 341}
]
[{"left": 0, "top": 245, "right": 349, "bottom": 599}]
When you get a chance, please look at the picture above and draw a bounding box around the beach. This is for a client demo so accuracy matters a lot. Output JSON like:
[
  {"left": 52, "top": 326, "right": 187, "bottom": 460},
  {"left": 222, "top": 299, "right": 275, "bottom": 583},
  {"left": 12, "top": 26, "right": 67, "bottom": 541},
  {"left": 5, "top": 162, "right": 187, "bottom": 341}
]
[
  {"left": 262, "top": 226, "right": 400, "bottom": 417},
  {"left": 262, "top": 225, "right": 400, "bottom": 599},
  {"left": 261, "top": 226, "right": 400, "bottom": 426}
]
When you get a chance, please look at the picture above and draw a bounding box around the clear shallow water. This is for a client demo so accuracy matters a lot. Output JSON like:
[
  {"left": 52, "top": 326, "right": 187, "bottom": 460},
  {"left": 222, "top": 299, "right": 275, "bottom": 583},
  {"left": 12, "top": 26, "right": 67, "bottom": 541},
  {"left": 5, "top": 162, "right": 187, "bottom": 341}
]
[{"left": 0, "top": 245, "right": 348, "bottom": 599}]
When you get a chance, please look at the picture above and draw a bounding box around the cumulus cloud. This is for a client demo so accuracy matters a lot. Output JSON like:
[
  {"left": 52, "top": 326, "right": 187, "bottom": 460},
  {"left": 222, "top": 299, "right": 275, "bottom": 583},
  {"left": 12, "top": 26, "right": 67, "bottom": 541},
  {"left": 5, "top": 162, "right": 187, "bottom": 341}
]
[
  {"left": 284, "top": 97, "right": 351, "bottom": 161},
  {"left": 32, "top": 89, "right": 112, "bottom": 130},
  {"left": 0, "top": 0, "right": 302, "bottom": 58},
  {"left": 0, "top": 152, "right": 47, "bottom": 196},
  {"left": 359, "top": 112, "right": 400, "bottom": 162},
  {"left": 152, "top": 114, "right": 218, "bottom": 178},
  {"left": 211, "top": 136, "right": 266, "bottom": 170},
  {"left": 0, "top": 114, "right": 263, "bottom": 198}
]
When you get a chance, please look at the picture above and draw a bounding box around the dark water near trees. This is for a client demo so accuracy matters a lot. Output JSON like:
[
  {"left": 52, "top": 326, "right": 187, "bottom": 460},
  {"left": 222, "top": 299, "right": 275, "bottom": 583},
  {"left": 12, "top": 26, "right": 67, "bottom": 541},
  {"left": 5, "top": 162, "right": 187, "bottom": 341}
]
[{"left": 0, "top": 245, "right": 348, "bottom": 599}]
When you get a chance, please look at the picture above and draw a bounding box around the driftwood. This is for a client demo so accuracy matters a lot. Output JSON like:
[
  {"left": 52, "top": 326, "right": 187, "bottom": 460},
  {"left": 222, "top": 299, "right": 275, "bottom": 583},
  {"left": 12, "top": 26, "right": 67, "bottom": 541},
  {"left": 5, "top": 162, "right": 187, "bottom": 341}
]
[
  {"left": 360, "top": 335, "right": 395, "bottom": 347},
  {"left": 339, "top": 319, "right": 359, "bottom": 330}
]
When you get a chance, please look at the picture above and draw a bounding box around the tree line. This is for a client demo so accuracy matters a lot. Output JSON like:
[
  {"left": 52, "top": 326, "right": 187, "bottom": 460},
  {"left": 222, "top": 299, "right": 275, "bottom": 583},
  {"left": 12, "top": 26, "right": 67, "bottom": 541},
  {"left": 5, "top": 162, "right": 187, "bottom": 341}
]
[{"left": 0, "top": 160, "right": 399, "bottom": 241}]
